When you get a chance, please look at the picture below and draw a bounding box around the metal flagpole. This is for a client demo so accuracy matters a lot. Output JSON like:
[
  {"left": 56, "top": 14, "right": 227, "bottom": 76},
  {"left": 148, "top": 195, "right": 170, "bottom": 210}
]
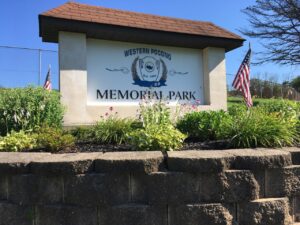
[{"left": 38, "top": 49, "right": 42, "bottom": 86}]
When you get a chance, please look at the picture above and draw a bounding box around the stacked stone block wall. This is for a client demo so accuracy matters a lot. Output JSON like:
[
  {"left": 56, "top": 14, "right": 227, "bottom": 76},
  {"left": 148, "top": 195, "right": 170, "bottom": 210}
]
[{"left": 0, "top": 148, "right": 300, "bottom": 225}]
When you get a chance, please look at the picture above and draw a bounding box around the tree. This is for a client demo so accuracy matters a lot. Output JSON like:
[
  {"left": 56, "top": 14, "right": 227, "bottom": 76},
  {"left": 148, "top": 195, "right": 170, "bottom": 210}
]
[
  {"left": 290, "top": 76, "right": 300, "bottom": 91},
  {"left": 242, "top": 0, "right": 300, "bottom": 65}
]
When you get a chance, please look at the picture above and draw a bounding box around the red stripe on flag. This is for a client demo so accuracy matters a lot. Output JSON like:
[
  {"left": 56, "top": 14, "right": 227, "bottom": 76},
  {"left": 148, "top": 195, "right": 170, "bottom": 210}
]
[{"left": 232, "top": 48, "right": 252, "bottom": 107}]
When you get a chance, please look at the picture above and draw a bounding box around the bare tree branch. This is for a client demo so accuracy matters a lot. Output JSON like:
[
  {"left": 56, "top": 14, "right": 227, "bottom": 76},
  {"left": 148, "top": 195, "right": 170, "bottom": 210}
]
[{"left": 241, "top": 0, "right": 300, "bottom": 65}]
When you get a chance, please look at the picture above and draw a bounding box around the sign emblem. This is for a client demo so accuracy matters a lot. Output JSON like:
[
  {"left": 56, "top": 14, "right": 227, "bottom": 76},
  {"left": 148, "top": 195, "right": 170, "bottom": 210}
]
[
  {"left": 105, "top": 47, "right": 188, "bottom": 88},
  {"left": 131, "top": 56, "right": 167, "bottom": 87}
]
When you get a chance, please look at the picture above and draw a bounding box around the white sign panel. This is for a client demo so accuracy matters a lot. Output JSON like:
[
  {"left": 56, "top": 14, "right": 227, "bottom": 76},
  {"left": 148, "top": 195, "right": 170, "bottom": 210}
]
[{"left": 87, "top": 39, "right": 204, "bottom": 105}]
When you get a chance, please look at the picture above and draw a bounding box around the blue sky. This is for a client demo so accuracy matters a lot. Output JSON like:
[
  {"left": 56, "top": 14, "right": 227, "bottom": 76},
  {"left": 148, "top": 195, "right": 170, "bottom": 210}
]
[{"left": 0, "top": 0, "right": 299, "bottom": 89}]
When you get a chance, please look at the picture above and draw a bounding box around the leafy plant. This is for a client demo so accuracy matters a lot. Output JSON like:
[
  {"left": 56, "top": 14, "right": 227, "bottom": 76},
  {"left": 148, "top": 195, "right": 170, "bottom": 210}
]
[
  {"left": 35, "top": 127, "right": 75, "bottom": 152},
  {"left": 128, "top": 98, "right": 186, "bottom": 151},
  {"left": 0, "top": 131, "right": 36, "bottom": 152},
  {"left": 127, "top": 124, "right": 186, "bottom": 151},
  {"left": 138, "top": 98, "right": 171, "bottom": 127},
  {"left": 176, "top": 110, "right": 233, "bottom": 141},
  {"left": 229, "top": 108, "right": 299, "bottom": 148},
  {"left": 0, "top": 87, "right": 64, "bottom": 136},
  {"left": 258, "top": 99, "right": 300, "bottom": 122},
  {"left": 93, "top": 115, "right": 135, "bottom": 144},
  {"left": 70, "top": 126, "right": 95, "bottom": 143}
]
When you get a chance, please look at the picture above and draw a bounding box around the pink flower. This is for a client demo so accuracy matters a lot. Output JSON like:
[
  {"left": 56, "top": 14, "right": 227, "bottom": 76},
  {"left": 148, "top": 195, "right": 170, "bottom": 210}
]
[
  {"left": 105, "top": 112, "right": 109, "bottom": 116},
  {"left": 109, "top": 106, "right": 113, "bottom": 111}
]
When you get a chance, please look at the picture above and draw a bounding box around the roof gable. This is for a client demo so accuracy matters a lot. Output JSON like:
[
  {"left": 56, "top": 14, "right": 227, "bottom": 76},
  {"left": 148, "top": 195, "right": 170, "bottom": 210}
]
[{"left": 39, "top": 2, "right": 244, "bottom": 51}]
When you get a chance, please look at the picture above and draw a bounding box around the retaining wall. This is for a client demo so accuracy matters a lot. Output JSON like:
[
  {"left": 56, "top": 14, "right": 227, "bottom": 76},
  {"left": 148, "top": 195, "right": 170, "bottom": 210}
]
[{"left": 0, "top": 148, "right": 300, "bottom": 225}]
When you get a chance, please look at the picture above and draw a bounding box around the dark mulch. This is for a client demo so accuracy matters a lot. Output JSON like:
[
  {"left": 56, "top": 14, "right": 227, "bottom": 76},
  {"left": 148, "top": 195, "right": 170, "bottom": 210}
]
[
  {"left": 23, "top": 140, "right": 231, "bottom": 153},
  {"left": 50, "top": 140, "right": 232, "bottom": 153}
]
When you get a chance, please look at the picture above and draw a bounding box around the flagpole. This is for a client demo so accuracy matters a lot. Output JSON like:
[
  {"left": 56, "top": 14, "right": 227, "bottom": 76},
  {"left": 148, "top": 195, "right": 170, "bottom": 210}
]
[{"left": 38, "top": 49, "right": 42, "bottom": 86}]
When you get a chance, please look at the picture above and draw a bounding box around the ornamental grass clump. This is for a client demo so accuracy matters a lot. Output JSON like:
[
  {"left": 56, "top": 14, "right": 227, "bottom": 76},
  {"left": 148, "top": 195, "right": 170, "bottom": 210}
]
[
  {"left": 86, "top": 107, "right": 135, "bottom": 144},
  {"left": 229, "top": 107, "right": 299, "bottom": 148}
]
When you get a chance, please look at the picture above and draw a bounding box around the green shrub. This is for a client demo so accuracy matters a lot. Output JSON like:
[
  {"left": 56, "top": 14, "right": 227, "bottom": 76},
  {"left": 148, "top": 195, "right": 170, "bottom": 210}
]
[
  {"left": 229, "top": 108, "right": 299, "bottom": 148},
  {"left": 35, "top": 127, "right": 75, "bottom": 152},
  {"left": 126, "top": 98, "right": 186, "bottom": 151},
  {"left": 127, "top": 124, "right": 186, "bottom": 151},
  {"left": 176, "top": 110, "right": 233, "bottom": 141},
  {"left": 70, "top": 126, "right": 94, "bottom": 143},
  {"left": 228, "top": 104, "right": 247, "bottom": 117},
  {"left": 0, "top": 131, "right": 36, "bottom": 152},
  {"left": 258, "top": 99, "right": 300, "bottom": 121},
  {"left": 0, "top": 87, "right": 64, "bottom": 136},
  {"left": 92, "top": 115, "right": 135, "bottom": 144}
]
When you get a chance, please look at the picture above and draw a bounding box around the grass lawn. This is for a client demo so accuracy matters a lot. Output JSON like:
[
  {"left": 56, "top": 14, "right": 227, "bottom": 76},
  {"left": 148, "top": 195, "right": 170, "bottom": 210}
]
[{"left": 227, "top": 96, "right": 297, "bottom": 107}]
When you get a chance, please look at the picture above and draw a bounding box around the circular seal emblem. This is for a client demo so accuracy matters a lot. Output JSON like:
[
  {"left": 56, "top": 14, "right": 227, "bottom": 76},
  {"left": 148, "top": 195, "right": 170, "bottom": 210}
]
[{"left": 131, "top": 56, "right": 168, "bottom": 87}]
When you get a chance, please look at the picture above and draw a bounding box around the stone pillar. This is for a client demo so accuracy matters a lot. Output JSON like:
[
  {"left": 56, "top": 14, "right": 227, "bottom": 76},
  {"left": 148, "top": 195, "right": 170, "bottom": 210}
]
[
  {"left": 59, "top": 32, "right": 87, "bottom": 126},
  {"left": 202, "top": 47, "right": 227, "bottom": 110}
]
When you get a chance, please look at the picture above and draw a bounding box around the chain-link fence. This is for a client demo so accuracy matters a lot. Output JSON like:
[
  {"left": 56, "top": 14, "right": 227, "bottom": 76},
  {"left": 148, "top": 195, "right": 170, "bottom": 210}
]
[{"left": 0, "top": 46, "right": 58, "bottom": 89}]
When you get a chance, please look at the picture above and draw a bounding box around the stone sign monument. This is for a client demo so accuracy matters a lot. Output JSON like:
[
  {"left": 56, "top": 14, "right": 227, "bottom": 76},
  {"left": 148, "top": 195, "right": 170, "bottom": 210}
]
[{"left": 39, "top": 2, "right": 244, "bottom": 126}]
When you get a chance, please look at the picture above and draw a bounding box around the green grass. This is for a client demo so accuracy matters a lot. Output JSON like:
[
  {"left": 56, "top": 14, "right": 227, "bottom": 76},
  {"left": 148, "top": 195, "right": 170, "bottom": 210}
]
[{"left": 227, "top": 96, "right": 297, "bottom": 107}]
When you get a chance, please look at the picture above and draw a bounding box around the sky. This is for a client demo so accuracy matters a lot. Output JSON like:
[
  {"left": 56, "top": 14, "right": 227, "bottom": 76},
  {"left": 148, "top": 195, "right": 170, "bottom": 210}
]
[{"left": 0, "top": 0, "right": 299, "bottom": 89}]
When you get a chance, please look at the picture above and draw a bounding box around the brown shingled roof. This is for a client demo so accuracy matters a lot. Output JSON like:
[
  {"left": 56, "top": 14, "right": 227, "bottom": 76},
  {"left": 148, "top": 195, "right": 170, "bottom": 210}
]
[
  {"left": 39, "top": 2, "right": 244, "bottom": 51},
  {"left": 41, "top": 2, "right": 242, "bottom": 40}
]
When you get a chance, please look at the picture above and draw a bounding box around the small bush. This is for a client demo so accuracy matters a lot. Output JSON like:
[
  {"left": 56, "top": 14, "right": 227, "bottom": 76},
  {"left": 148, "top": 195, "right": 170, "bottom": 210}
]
[
  {"left": 0, "top": 87, "right": 64, "bottom": 136},
  {"left": 127, "top": 124, "right": 186, "bottom": 151},
  {"left": 127, "top": 98, "right": 186, "bottom": 151},
  {"left": 93, "top": 115, "right": 135, "bottom": 144},
  {"left": 0, "top": 131, "right": 36, "bottom": 152},
  {"left": 229, "top": 108, "right": 299, "bottom": 148},
  {"left": 176, "top": 110, "right": 233, "bottom": 141},
  {"left": 258, "top": 99, "right": 300, "bottom": 121},
  {"left": 35, "top": 127, "right": 75, "bottom": 152},
  {"left": 227, "top": 104, "right": 247, "bottom": 117},
  {"left": 70, "top": 126, "right": 94, "bottom": 143}
]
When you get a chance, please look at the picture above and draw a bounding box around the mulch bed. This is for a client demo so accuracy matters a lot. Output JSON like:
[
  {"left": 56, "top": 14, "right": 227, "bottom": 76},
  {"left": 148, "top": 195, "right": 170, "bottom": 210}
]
[{"left": 24, "top": 140, "right": 231, "bottom": 153}]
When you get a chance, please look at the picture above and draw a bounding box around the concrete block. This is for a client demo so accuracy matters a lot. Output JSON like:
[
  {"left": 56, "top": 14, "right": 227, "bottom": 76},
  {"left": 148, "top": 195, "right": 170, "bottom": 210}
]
[
  {"left": 227, "top": 149, "right": 292, "bottom": 170},
  {"left": 36, "top": 204, "right": 97, "bottom": 225},
  {"left": 252, "top": 170, "right": 266, "bottom": 198},
  {"left": 221, "top": 170, "right": 259, "bottom": 203},
  {"left": 239, "top": 198, "right": 292, "bottom": 225},
  {"left": 94, "top": 151, "right": 165, "bottom": 174},
  {"left": 148, "top": 172, "right": 201, "bottom": 205},
  {"left": 282, "top": 147, "right": 300, "bottom": 165},
  {"left": 30, "top": 153, "right": 103, "bottom": 175},
  {"left": 169, "top": 203, "right": 233, "bottom": 225},
  {"left": 99, "top": 204, "right": 167, "bottom": 225},
  {"left": 0, "top": 176, "right": 7, "bottom": 200},
  {"left": 8, "top": 174, "right": 63, "bottom": 205},
  {"left": 148, "top": 170, "right": 258, "bottom": 205},
  {"left": 200, "top": 170, "right": 259, "bottom": 203},
  {"left": 130, "top": 172, "right": 149, "bottom": 204},
  {"left": 64, "top": 173, "right": 130, "bottom": 206},
  {"left": 0, "top": 152, "right": 50, "bottom": 174},
  {"left": 266, "top": 166, "right": 300, "bottom": 197},
  {"left": 0, "top": 202, "right": 34, "bottom": 225},
  {"left": 167, "top": 150, "right": 234, "bottom": 173}
]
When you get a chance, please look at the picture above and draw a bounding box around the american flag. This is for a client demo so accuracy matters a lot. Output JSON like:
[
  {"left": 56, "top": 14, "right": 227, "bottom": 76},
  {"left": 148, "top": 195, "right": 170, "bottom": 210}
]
[
  {"left": 43, "top": 67, "right": 52, "bottom": 91},
  {"left": 232, "top": 47, "right": 253, "bottom": 107}
]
